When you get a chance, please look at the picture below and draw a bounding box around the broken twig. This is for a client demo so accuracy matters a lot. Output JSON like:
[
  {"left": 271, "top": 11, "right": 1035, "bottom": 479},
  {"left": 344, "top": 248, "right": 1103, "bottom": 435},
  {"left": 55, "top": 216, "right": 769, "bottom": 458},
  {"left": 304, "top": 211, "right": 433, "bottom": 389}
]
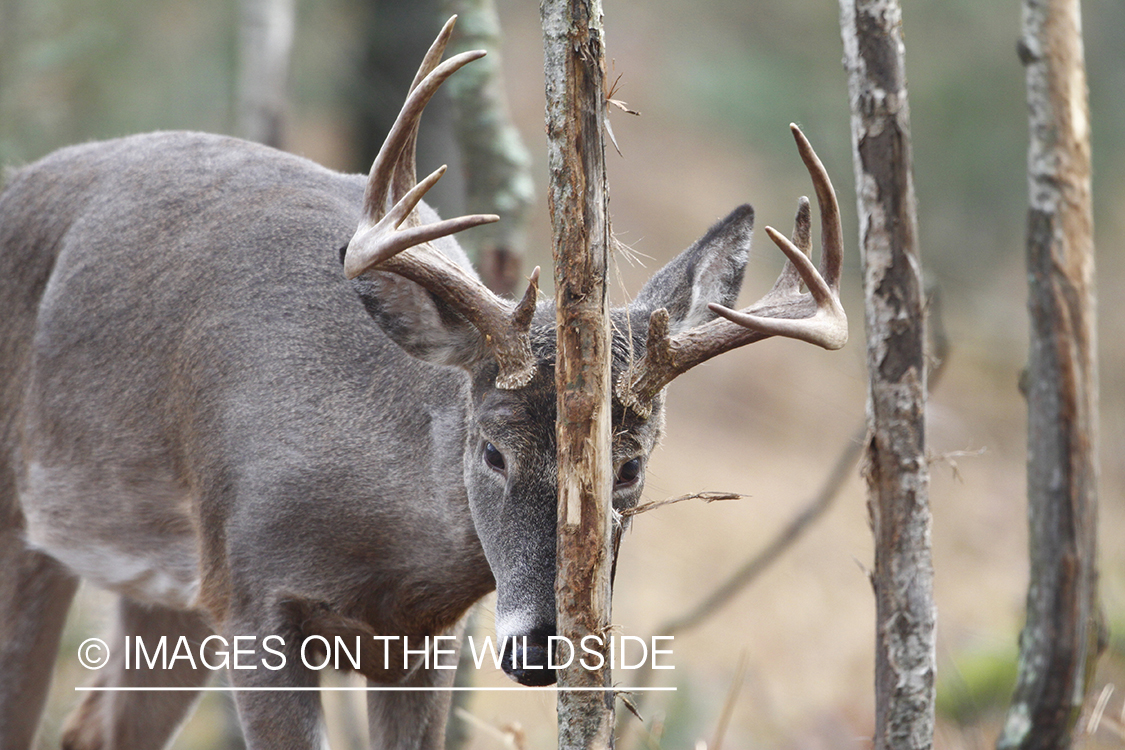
[{"left": 621, "top": 491, "right": 745, "bottom": 519}]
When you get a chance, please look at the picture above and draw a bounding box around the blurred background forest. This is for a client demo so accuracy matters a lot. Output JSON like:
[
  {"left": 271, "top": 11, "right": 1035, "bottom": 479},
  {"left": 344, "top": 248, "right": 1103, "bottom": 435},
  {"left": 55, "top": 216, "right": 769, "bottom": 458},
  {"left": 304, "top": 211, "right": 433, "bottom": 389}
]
[{"left": 3, "top": 0, "right": 1124, "bottom": 748}]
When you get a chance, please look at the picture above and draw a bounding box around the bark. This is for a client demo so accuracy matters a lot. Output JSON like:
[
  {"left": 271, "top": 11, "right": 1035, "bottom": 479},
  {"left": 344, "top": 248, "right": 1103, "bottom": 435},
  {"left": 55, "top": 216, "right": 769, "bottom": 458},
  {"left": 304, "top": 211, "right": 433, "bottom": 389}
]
[
  {"left": 839, "top": 3, "right": 935, "bottom": 749},
  {"left": 441, "top": 0, "right": 535, "bottom": 295},
  {"left": 541, "top": 0, "right": 614, "bottom": 748},
  {"left": 997, "top": 1, "right": 1103, "bottom": 747},
  {"left": 237, "top": 0, "right": 296, "bottom": 148}
]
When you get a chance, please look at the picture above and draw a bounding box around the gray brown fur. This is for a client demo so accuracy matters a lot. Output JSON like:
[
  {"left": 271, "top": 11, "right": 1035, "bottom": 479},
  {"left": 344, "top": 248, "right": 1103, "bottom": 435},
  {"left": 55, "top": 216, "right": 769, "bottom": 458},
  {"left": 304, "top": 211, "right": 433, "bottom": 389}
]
[{"left": 0, "top": 130, "right": 754, "bottom": 749}]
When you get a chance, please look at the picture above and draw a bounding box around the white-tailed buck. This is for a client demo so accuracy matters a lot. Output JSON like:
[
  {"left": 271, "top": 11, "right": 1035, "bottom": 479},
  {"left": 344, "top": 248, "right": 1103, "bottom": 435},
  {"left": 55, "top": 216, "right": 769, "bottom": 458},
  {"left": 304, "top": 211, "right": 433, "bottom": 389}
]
[{"left": 0, "top": 17, "right": 845, "bottom": 750}]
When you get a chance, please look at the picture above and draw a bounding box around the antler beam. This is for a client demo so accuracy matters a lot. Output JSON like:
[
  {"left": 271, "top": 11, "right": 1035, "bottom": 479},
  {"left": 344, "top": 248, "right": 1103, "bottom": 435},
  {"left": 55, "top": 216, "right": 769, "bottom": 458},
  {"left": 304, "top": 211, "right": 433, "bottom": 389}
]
[
  {"left": 343, "top": 16, "right": 540, "bottom": 390},
  {"left": 617, "top": 124, "right": 847, "bottom": 416}
]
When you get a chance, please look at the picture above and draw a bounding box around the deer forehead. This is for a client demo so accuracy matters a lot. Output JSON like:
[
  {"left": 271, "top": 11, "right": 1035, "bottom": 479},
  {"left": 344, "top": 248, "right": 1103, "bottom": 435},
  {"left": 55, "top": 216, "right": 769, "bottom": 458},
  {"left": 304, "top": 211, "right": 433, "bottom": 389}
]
[{"left": 469, "top": 367, "right": 663, "bottom": 460}]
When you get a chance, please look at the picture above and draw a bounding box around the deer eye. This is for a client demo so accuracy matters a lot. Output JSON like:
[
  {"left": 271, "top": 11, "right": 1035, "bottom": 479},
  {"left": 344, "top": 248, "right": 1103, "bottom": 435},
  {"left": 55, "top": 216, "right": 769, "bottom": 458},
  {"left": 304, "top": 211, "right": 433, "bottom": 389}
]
[
  {"left": 483, "top": 442, "right": 506, "bottom": 473},
  {"left": 615, "top": 458, "right": 641, "bottom": 488}
]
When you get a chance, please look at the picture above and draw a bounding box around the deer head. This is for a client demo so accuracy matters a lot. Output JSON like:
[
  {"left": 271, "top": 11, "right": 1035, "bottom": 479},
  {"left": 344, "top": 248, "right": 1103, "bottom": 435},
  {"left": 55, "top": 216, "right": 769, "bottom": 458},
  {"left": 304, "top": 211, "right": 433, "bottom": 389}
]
[{"left": 342, "top": 16, "right": 846, "bottom": 685}]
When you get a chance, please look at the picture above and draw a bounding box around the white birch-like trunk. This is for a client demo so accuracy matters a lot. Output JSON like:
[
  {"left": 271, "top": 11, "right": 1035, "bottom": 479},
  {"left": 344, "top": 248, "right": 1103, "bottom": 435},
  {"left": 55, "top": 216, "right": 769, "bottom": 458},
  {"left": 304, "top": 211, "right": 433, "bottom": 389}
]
[
  {"left": 839, "top": 2, "right": 935, "bottom": 748},
  {"left": 237, "top": 0, "right": 295, "bottom": 148}
]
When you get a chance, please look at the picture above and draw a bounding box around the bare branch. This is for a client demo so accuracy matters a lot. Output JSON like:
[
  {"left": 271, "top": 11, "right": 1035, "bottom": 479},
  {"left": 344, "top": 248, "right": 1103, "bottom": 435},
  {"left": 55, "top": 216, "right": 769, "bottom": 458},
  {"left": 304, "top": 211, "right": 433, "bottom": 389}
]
[
  {"left": 620, "top": 491, "right": 744, "bottom": 519},
  {"left": 708, "top": 651, "right": 749, "bottom": 750}
]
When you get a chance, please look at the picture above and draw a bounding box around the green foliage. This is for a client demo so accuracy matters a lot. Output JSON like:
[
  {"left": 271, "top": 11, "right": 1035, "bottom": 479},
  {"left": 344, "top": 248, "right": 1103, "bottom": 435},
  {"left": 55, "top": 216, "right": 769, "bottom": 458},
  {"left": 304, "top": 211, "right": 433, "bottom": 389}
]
[
  {"left": 0, "top": 0, "right": 237, "bottom": 166},
  {"left": 936, "top": 643, "right": 1019, "bottom": 726}
]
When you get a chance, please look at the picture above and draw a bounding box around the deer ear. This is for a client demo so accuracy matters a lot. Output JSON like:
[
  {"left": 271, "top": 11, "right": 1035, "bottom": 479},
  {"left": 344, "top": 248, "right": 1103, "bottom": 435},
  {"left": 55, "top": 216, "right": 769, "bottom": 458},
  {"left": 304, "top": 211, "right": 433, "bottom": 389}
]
[
  {"left": 629, "top": 205, "right": 753, "bottom": 334},
  {"left": 349, "top": 261, "right": 490, "bottom": 373}
]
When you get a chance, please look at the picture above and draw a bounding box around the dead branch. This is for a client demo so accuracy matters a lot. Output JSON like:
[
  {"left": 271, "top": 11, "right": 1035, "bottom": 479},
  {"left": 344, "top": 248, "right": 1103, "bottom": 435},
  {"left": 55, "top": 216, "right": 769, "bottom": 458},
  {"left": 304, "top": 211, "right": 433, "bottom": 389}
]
[
  {"left": 542, "top": 0, "right": 615, "bottom": 747},
  {"left": 708, "top": 651, "right": 749, "bottom": 750},
  {"left": 620, "top": 492, "right": 744, "bottom": 519}
]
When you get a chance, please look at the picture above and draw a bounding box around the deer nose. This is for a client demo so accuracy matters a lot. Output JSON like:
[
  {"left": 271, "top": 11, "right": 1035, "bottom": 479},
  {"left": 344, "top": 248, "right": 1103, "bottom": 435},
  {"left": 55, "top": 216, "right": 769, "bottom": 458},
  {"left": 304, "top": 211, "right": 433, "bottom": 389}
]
[{"left": 499, "top": 624, "right": 557, "bottom": 686}]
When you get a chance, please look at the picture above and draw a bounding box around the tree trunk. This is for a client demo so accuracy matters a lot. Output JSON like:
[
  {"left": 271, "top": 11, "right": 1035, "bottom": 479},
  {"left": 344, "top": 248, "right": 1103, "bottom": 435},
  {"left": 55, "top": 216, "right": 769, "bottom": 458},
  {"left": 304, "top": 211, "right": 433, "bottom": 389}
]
[
  {"left": 839, "top": 2, "right": 935, "bottom": 749},
  {"left": 348, "top": 1, "right": 458, "bottom": 209},
  {"left": 441, "top": 0, "right": 535, "bottom": 295},
  {"left": 997, "top": 1, "right": 1103, "bottom": 747},
  {"left": 237, "top": 0, "right": 296, "bottom": 148},
  {"left": 541, "top": 0, "right": 614, "bottom": 748}
]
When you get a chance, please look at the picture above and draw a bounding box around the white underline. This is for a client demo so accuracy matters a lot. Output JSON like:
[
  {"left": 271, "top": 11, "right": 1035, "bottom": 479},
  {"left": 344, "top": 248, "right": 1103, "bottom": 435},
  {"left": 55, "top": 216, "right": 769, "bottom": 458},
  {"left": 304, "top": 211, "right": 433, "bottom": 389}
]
[{"left": 75, "top": 686, "right": 676, "bottom": 693}]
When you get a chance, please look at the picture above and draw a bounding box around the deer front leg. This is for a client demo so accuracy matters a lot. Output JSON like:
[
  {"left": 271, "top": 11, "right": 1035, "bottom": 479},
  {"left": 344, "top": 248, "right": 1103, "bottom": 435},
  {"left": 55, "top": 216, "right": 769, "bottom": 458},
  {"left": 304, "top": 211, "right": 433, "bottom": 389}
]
[
  {"left": 60, "top": 598, "right": 214, "bottom": 750},
  {"left": 227, "top": 614, "right": 326, "bottom": 750},
  {"left": 0, "top": 535, "right": 78, "bottom": 750},
  {"left": 366, "top": 626, "right": 463, "bottom": 750}
]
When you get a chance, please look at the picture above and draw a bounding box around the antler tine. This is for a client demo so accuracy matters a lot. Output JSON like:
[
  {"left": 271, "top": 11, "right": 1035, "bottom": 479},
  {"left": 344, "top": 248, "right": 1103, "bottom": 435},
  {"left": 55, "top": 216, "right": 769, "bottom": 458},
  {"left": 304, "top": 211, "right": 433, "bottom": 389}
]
[
  {"left": 617, "top": 125, "right": 847, "bottom": 417},
  {"left": 345, "top": 158, "right": 499, "bottom": 280},
  {"left": 767, "top": 195, "right": 811, "bottom": 296},
  {"left": 375, "top": 252, "right": 540, "bottom": 389},
  {"left": 360, "top": 47, "right": 486, "bottom": 224},
  {"left": 790, "top": 123, "right": 843, "bottom": 292},
  {"left": 394, "top": 15, "right": 460, "bottom": 201},
  {"left": 344, "top": 26, "right": 538, "bottom": 390},
  {"left": 347, "top": 37, "right": 496, "bottom": 279},
  {"left": 512, "top": 266, "right": 542, "bottom": 332},
  {"left": 709, "top": 124, "right": 846, "bottom": 348},
  {"left": 410, "top": 16, "right": 458, "bottom": 94}
]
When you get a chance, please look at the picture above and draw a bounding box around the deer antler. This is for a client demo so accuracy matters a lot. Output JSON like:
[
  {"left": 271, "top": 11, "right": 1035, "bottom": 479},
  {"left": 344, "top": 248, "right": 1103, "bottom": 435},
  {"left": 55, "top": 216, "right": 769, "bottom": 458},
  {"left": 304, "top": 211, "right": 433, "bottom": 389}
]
[
  {"left": 343, "top": 16, "right": 540, "bottom": 390},
  {"left": 617, "top": 124, "right": 847, "bottom": 416}
]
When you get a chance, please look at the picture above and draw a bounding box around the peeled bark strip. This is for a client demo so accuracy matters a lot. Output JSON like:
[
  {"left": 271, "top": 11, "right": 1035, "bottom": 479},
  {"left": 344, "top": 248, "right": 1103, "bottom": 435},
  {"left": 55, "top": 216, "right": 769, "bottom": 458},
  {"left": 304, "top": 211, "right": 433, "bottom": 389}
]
[
  {"left": 839, "top": 2, "right": 935, "bottom": 749},
  {"left": 541, "top": 0, "right": 614, "bottom": 747},
  {"left": 997, "top": 1, "right": 1103, "bottom": 748},
  {"left": 442, "top": 0, "right": 535, "bottom": 295}
]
